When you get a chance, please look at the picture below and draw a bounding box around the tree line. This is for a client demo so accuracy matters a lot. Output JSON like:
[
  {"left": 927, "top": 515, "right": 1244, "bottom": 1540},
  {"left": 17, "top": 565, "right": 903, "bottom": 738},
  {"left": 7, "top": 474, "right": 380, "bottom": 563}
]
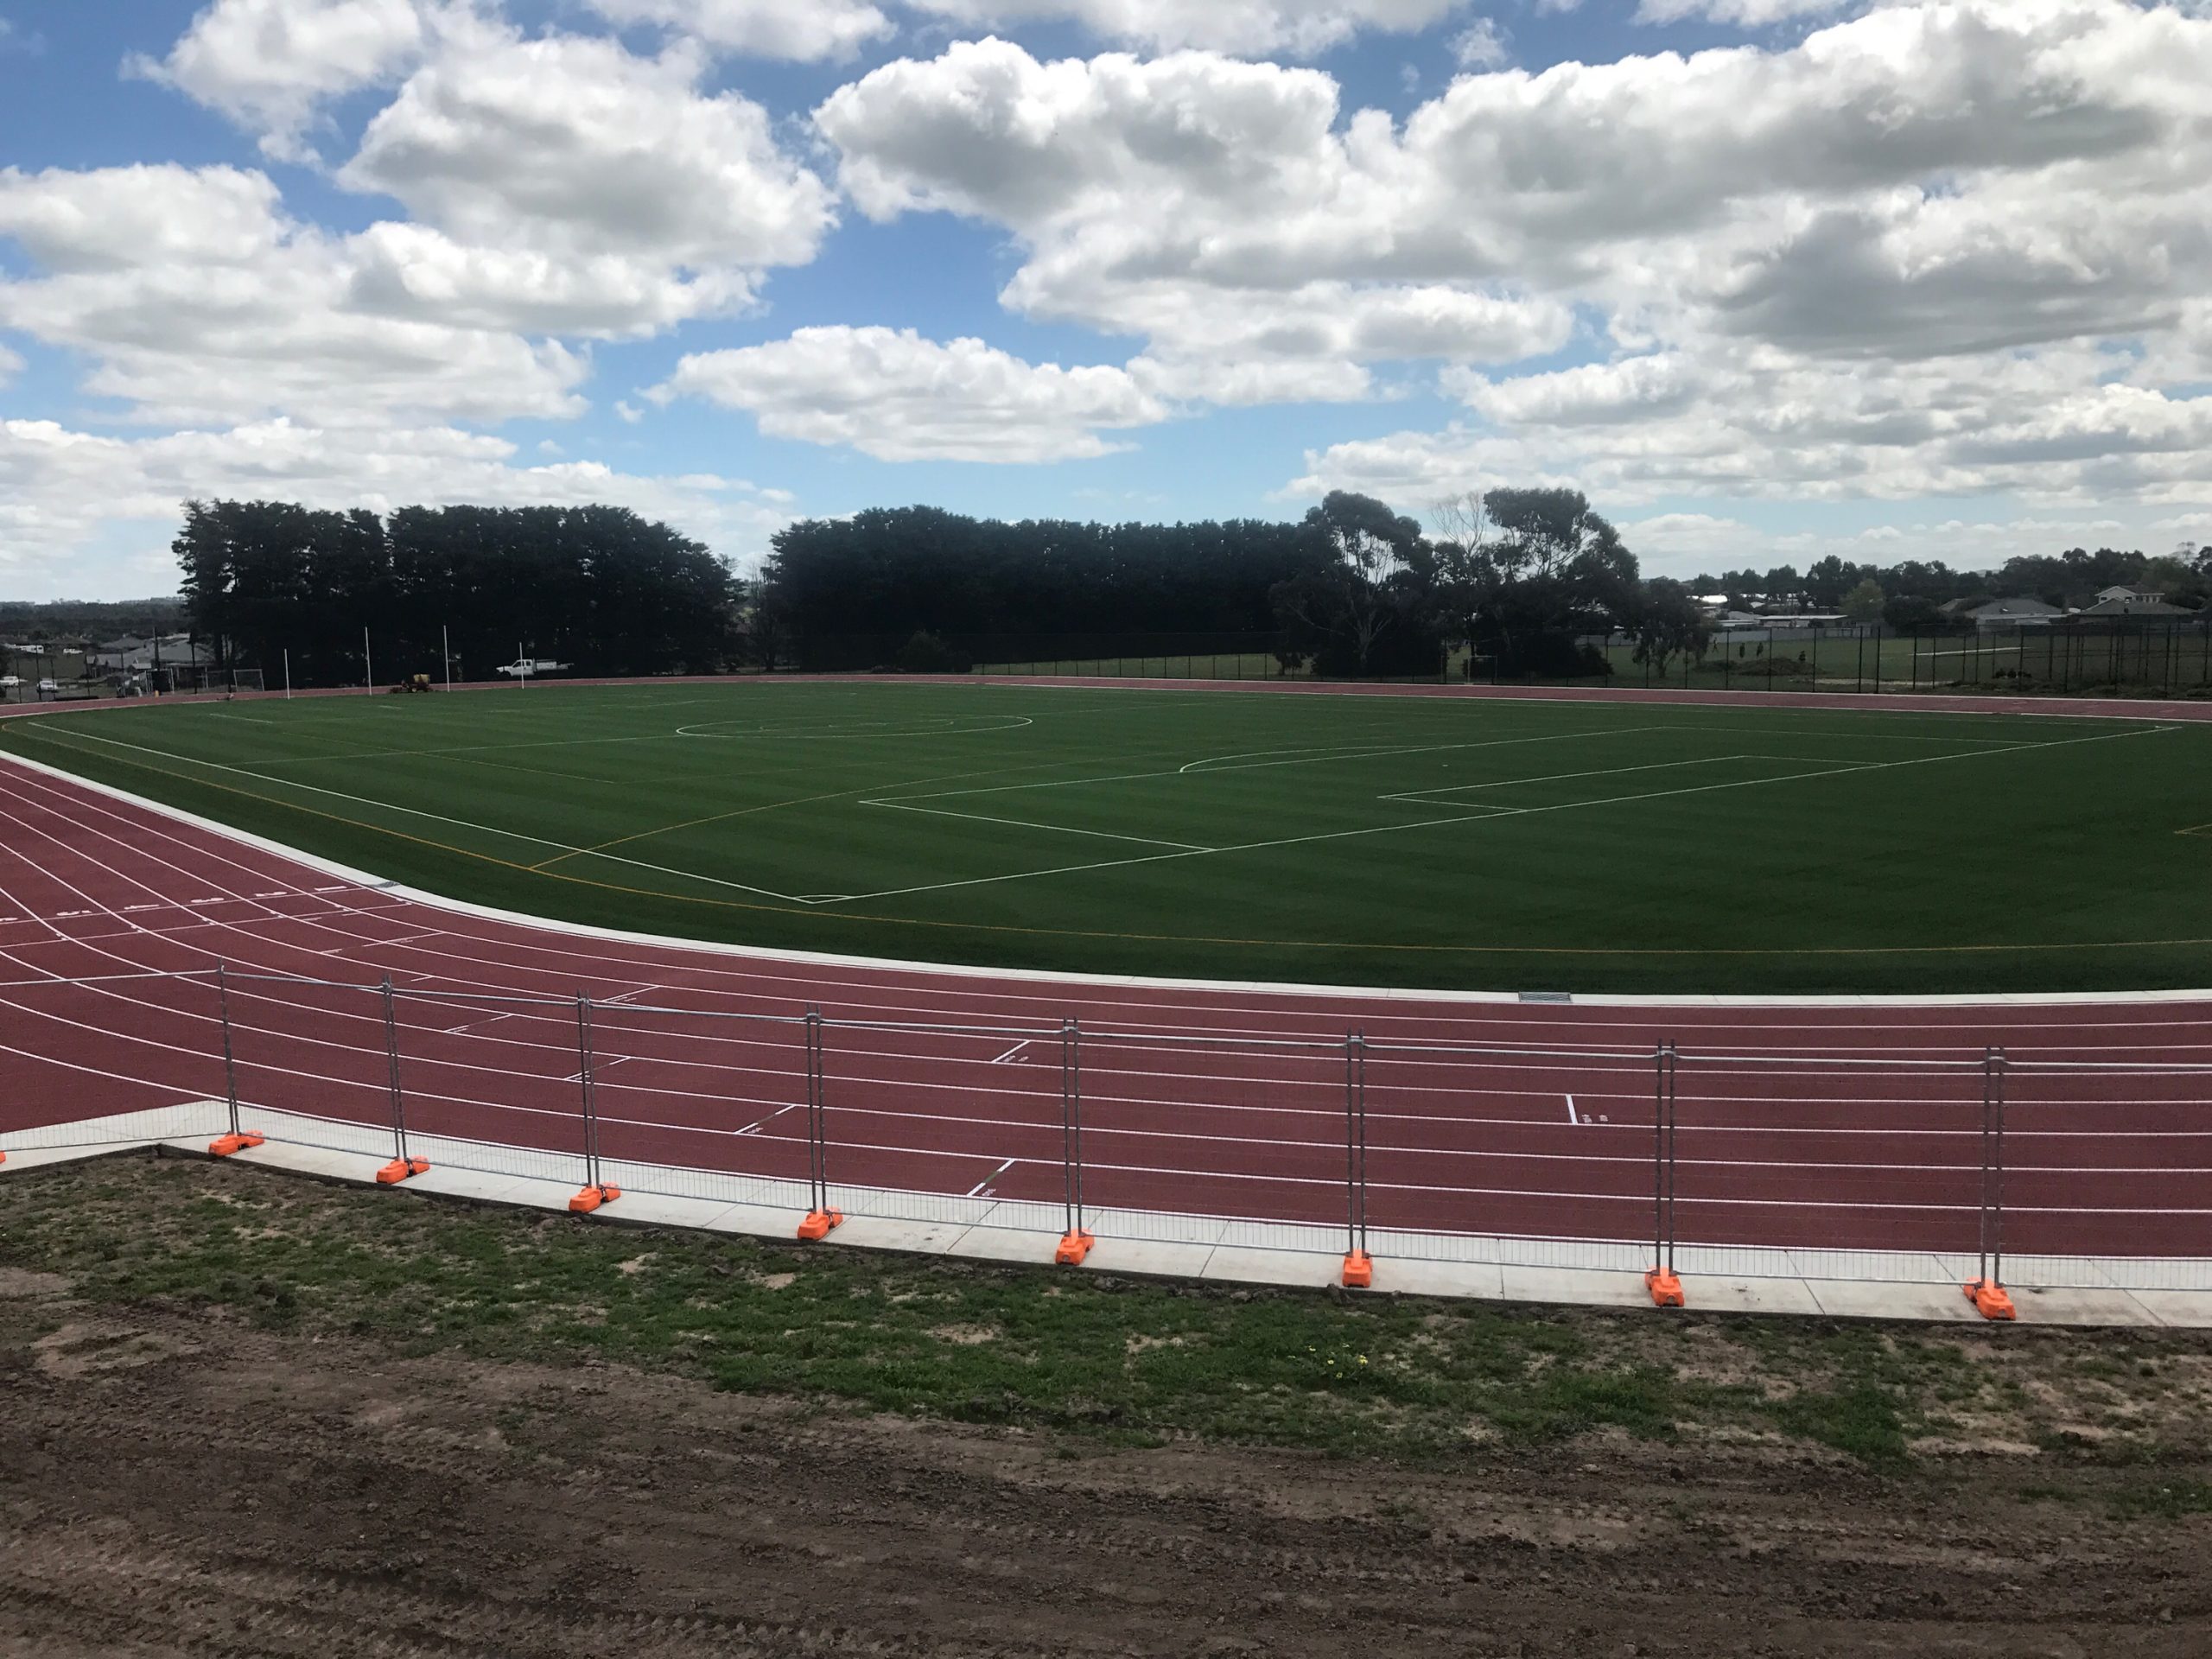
[
  {"left": 175, "top": 499, "right": 741, "bottom": 685},
  {"left": 762, "top": 490, "right": 1704, "bottom": 677},
  {"left": 168, "top": 492, "right": 2207, "bottom": 692}
]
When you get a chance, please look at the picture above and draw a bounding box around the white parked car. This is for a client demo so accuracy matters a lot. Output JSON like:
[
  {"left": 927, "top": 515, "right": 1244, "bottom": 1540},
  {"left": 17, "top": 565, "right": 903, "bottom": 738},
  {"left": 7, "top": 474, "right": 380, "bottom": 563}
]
[
  {"left": 36, "top": 679, "right": 58, "bottom": 693},
  {"left": 0, "top": 676, "right": 20, "bottom": 690}
]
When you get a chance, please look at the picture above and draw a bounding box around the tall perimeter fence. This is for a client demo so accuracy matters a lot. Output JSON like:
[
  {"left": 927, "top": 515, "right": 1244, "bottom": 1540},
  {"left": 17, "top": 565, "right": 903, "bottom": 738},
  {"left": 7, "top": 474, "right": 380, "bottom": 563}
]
[
  {"left": 10, "top": 967, "right": 2212, "bottom": 1317},
  {"left": 798, "top": 621, "right": 2212, "bottom": 700}
]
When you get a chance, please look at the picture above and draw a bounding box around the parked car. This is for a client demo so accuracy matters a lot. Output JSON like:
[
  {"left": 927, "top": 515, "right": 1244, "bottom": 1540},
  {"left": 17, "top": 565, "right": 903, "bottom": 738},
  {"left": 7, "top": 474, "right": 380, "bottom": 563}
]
[
  {"left": 36, "top": 678, "right": 58, "bottom": 693},
  {"left": 0, "top": 675, "right": 20, "bottom": 690}
]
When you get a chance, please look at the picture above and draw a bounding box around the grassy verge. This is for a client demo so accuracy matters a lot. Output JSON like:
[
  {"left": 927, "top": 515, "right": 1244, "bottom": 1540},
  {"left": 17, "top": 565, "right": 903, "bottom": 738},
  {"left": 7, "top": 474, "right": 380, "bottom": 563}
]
[{"left": 7, "top": 1153, "right": 2212, "bottom": 1477}]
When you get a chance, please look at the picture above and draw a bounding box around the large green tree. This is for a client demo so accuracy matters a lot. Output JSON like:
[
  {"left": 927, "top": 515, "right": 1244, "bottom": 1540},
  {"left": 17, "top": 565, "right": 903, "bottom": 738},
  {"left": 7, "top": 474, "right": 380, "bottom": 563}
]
[{"left": 175, "top": 499, "right": 739, "bottom": 686}]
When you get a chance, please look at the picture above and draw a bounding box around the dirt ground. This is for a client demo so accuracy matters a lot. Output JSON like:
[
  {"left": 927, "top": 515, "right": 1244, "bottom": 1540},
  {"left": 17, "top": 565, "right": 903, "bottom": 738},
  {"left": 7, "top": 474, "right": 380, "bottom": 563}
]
[{"left": 3, "top": 1276, "right": 2209, "bottom": 1658}]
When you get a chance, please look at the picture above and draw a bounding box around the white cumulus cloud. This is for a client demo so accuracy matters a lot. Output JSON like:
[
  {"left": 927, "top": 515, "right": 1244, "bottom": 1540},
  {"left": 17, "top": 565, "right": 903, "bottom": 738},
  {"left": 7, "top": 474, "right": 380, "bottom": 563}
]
[{"left": 657, "top": 326, "right": 1170, "bottom": 461}]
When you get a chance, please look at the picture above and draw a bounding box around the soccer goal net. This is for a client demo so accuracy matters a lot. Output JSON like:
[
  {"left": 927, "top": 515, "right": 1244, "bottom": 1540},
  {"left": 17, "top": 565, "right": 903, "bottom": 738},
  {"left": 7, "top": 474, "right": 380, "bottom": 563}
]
[{"left": 188, "top": 668, "right": 265, "bottom": 696}]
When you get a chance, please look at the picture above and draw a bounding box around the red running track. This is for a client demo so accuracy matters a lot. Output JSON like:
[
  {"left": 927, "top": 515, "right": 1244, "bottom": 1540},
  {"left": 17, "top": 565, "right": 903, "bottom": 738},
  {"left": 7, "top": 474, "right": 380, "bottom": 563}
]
[{"left": 2, "top": 721, "right": 2209, "bottom": 1271}]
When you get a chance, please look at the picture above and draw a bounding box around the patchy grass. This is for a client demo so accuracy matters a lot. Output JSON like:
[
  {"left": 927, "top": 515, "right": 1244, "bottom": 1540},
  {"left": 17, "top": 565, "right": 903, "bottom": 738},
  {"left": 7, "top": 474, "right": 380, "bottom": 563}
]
[{"left": 6, "top": 1152, "right": 2212, "bottom": 1471}]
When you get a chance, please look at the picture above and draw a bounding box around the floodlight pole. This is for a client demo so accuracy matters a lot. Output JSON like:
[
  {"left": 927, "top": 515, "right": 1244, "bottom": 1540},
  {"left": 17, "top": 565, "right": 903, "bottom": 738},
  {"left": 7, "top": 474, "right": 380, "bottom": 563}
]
[
  {"left": 442, "top": 624, "right": 452, "bottom": 690},
  {"left": 364, "top": 626, "right": 373, "bottom": 691},
  {"left": 283, "top": 648, "right": 291, "bottom": 700}
]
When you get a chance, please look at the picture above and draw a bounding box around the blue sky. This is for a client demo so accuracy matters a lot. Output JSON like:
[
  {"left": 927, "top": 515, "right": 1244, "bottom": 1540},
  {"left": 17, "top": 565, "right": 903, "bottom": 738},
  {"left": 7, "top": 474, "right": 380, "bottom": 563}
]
[{"left": 3, "top": 0, "right": 2209, "bottom": 598}]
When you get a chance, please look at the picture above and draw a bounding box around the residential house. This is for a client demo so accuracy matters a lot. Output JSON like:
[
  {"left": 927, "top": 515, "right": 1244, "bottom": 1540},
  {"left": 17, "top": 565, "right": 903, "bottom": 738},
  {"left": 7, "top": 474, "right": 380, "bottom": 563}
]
[{"left": 1962, "top": 597, "right": 2064, "bottom": 630}]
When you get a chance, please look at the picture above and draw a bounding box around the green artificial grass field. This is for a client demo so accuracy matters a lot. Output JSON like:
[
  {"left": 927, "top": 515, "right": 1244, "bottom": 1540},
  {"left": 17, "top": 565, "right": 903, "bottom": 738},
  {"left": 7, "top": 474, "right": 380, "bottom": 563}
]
[{"left": 7, "top": 678, "right": 2210, "bottom": 995}]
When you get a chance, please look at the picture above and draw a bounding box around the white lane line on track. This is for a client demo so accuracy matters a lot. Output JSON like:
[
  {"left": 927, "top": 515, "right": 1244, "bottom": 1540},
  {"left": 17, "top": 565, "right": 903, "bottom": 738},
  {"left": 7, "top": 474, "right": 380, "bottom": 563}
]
[
  {"left": 563, "top": 1055, "right": 631, "bottom": 1083},
  {"left": 1567, "top": 1095, "right": 1578, "bottom": 1124},
  {"left": 968, "top": 1157, "right": 1018, "bottom": 1198},
  {"left": 736, "top": 1103, "right": 800, "bottom": 1135},
  {"left": 991, "top": 1039, "right": 1031, "bottom": 1064}
]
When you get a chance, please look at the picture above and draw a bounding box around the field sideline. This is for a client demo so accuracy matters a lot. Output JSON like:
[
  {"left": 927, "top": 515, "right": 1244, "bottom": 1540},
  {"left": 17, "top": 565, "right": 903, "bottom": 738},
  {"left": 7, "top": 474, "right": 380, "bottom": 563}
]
[{"left": 5, "top": 677, "right": 2209, "bottom": 995}]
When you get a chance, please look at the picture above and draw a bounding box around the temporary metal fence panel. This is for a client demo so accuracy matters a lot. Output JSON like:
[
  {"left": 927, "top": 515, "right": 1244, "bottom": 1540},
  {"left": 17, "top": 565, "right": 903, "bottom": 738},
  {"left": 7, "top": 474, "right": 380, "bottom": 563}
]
[
  {"left": 578, "top": 997, "right": 815, "bottom": 1212},
  {"left": 1996, "top": 1057, "right": 2212, "bottom": 1291},
  {"left": 810, "top": 1014, "right": 1071, "bottom": 1236},
  {"left": 0, "top": 969, "right": 232, "bottom": 1147},
  {"left": 1360, "top": 1038, "right": 1656, "bottom": 1274},
  {"left": 1663, "top": 1046, "right": 1992, "bottom": 1285},
  {"left": 361, "top": 983, "right": 591, "bottom": 1187},
  {"left": 1071, "top": 1028, "right": 1350, "bottom": 1255},
  {"left": 219, "top": 969, "right": 398, "bottom": 1156}
]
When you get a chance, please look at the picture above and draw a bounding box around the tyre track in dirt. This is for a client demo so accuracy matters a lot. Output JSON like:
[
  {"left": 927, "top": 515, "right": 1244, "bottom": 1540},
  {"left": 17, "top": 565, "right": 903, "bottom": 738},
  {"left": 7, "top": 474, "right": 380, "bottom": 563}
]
[{"left": 6, "top": 1281, "right": 2212, "bottom": 1657}]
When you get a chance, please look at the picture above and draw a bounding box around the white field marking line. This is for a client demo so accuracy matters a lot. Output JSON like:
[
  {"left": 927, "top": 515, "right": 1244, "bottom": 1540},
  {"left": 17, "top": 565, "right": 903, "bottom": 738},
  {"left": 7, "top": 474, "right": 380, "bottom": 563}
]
[
  {"left": 38, "top": 724, "right": 821, "bottom": 907},
  {"left": 207, "top": 711, "right": 278, "bottom": 725},
  {"left": 1567, "top": 1095, "right": 1578, "bottom": 1124},
  {"left": 863, "top": 796, "right": 1217, "bottom": 854},
  {"left": 830, "top": 731, "right": 1669, "bottom": 902},
  {"left": 834, "top": 721, "right": 2178, "bottom": 905},
  {"left": 599, "top": 986, "right": 661, "bottom": 1005},
  {"left": 1381, "top": 753, "right": 1754, "bottom": 804},
  {"left": 874, "top": 722, "right": 1669, "bottom": 809},
  {"left": 968, "top": 1156, "right": 1019, "bottom": 1198},
  {"left": 1174, "top": 728, "right": 1669, "bottom": 776},
  {"left": 993, "top": 1039, "right": 1032, "bottom": 1064},
  {"left": 448, "top": 1013, "right": 518, "bottom": 1035}
]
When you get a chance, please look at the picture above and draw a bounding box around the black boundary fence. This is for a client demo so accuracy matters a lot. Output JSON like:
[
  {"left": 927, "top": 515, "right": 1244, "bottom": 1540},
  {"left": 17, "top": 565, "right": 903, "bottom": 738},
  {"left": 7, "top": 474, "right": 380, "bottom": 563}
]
[{"left": 792, "top": 621, "right": 2212, "bottom": 699}]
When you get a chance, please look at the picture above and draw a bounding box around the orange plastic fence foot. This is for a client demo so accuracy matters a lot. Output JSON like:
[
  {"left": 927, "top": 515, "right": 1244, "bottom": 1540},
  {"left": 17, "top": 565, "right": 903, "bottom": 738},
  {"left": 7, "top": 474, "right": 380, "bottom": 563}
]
[
  {"left": 797, "top": 1209, "right": 844, "bottom": 1241},
  {"left": 208, "top": 1131, "right": 265, "bottom": 1158},
  {"left": 375, "top": 1156, "right": 430, "bottom": 1185},
  {"left": 0, "top": 1151, "right": 8, "bottom": 1166},
  {"left": 1054, "top": 1230, "right": 1096, "bottom": 1266},
  {"left": 568, "top": 1183, "right": 620, "bottom": 1214},
  {"left": 1341, "top": 1250, "right": 1374, "bottom": 1289},
  {"left": 1645, "top": 1268, "right": 1686, "bottom": 1308},
  {"left": 1965, "top": 1280, "right": 2016, "bottom": 1321}
]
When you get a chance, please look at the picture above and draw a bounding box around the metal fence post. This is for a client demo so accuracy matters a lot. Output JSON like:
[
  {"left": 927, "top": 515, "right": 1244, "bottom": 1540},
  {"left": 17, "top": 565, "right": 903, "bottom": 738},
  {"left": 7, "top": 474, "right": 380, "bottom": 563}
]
[
  {"left": 1966, "top": 1046, "right": 2016, "bottom": 1319},
  {"left": 376, "top": 976, "right": 429, "bottom": 1183},
  {"left": 1054, "top": 1017, "right": 1094, "bottom": 1264},
  {"left": 207, "top": 963, "right": 264, "bottom": 1157},
  {"left": 798, "top": 1007, "right": 842, "bottom": 1239},
  {"left": 1645, "top": 1042, "right": 1684, "bottom": 1306},
  {"left": 569, "top": 992, "right": 619, "bottom": 1212},
  {"left": 1342, "top": 1031, "right": 1372, "bottom": 1287}
]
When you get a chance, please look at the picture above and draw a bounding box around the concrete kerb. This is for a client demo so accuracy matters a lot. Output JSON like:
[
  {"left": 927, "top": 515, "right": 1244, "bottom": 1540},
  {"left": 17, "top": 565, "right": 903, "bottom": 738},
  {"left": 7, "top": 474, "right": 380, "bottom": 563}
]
[{"left": 5, "top": 1105, "right": 2207, "bottom": 1328}]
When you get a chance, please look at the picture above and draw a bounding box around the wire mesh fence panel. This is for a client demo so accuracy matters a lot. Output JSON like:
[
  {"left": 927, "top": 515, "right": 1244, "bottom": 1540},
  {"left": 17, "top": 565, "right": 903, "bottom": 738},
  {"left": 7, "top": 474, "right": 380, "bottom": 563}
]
[
  {"left": 1669, "top": 1050, "right": 1991, "bottom": 1283},
  {"left": 2000, "top": 1059, "right": 2212, "bottom": 1290},
  {"left": 1073, "top": 1030, "right": 1349, "bottom": 1252},
  {"left": 372, "top": 985, "right": 592, "bottom": 1187},
  {"left": 0, "top": 970, "right": 232, "bottom": 1148},
  {"left": 221, "top": 972, "right": 395, "bottom": 1155},
  {"left": 582, "top": 1001, "right": 815, "bottom": 1210},
  {"left": 1361, "top": 1040, "right": 1656, "bottom": 1272},
  {"left": 812, "top": 1015, "right": 1071, "bottom": 1233}
]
